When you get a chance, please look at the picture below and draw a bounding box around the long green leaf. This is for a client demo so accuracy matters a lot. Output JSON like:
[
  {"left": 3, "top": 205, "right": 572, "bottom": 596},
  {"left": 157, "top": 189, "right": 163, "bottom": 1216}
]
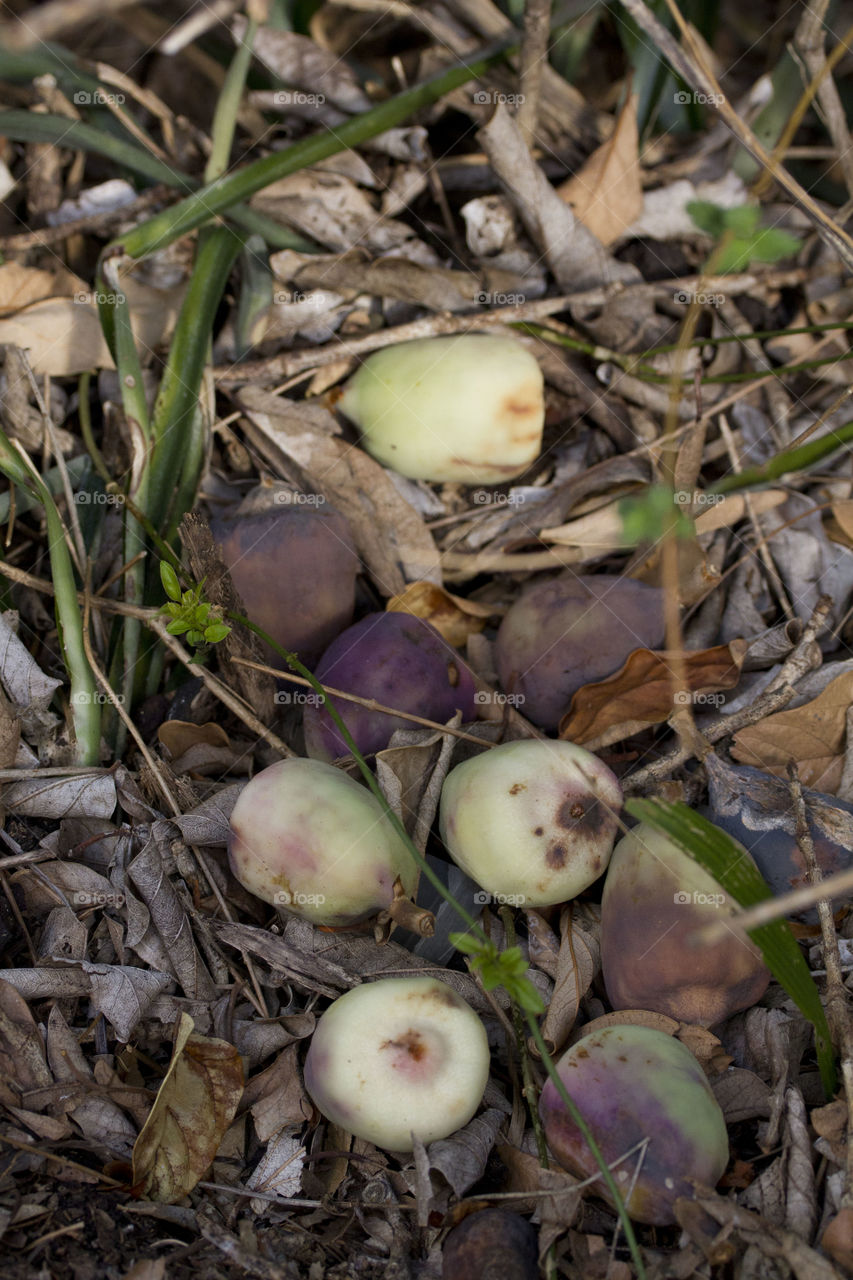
[{"left": 627, "top": 797, "right": 836, "bottom": 1096}]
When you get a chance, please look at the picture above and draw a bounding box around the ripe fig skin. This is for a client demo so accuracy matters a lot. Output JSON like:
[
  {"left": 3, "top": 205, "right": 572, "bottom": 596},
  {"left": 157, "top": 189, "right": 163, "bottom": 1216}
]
[
  {"left": 439, "top": 739, "right": 622, "bottom": 908},
  {"left": 442, "top": 1209, "right": 538, "bottom": 1280},
  {"left": 539, "top": 1025, "right": 729, "bottom": 1226},
  {"left": 303, "top": 611, "right": 477, "bottom": 761},
  {"left": 601, "top": 822, "right": 770, "bottom": 1026},
  {"left": 211, "top": 505, "right": 359, "bottom": 666},
  {"left": 303, "top": 976, "right": 490, "bottom": 1152},
  {"left": 227, "top": 758, "right": 416, "bottom": 926},
  {"left": 495, "top": 574, "right": 666, "bottom": 730},
  {"left": 338, "top": 333, "right": 545, "bottom": 484}
]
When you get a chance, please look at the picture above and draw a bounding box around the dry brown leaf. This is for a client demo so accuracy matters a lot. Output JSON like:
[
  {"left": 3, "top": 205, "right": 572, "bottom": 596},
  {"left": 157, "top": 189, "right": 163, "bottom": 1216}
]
[
  {"left": 157, "top": 720, "right": 232, "bottom": 758},
  {"left": 132, "top": 1013, "right": 244, "bottom": 1203},
  {"left": 569, "top": 1009, "right": 680, "bottom": 1045},
  {"left": 731, "top": 668, "right": 853, "bottom": 793},
  {"left": 557, "top": 94, "right": 642, "bottom": 245},
  {"left": 825, "top": 500, "right": 853, "bottom": 548},
  {"left": 560, "top": 640, "right": 747, "bottom": 750},
  {"left": 0, "top": 262, "right": 85, "bottom": 314},
  {"left": 386, "top": 581, "right": 492, "bottom": 647}
]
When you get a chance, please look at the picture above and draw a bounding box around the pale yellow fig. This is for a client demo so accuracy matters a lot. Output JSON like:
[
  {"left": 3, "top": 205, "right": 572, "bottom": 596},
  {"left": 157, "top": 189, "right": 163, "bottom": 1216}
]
[{"left": 338, "top": 333, "right": 544, "bottom": 483}]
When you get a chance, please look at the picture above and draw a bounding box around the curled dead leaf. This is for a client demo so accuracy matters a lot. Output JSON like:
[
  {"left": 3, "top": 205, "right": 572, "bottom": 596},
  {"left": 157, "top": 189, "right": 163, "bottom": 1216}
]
[{"left": 386, "top": 581, "right": 492, "bottom": 647}]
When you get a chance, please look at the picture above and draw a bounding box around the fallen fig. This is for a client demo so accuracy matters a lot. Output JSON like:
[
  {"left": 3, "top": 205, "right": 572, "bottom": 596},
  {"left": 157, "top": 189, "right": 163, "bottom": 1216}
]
[
  {"left": 442, "top": 1209, "right": 538, "bottom": 1280},
  {"left": 705, "top": 752, "right": 853, "bottom": 921},
  {"left": 303, "top": 611, "right": 477, "bottom": 760},
  {"left": 227, "top": 758, "right": 416, "bottom": 925},
  {"left": 303, "top": 975, "right": 490, "bottom": 1151},
  {"left": 495, "top": 573, "right": 666, "bottom": 730},
  {"left": 338, "top": 333, "right": 544, "bottom": 483},
  {"left": 601, "top": 821, "right": 770, "bottom": 1026},
  {"left": 539, "top": 1024, "right": 729, "bottom": 1225},
  {"left": 439, "top": 739, "right": 622, "bottom": 908},
  {"left": 212, "top": 499, "right": 359, "bottom": 666}
]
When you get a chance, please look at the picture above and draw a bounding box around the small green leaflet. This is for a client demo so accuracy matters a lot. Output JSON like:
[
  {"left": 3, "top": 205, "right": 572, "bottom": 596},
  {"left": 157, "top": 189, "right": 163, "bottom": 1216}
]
[
  {"left": 450, "top": 932, "right": 545, "bottom": 1014},
  {"left": 627, "top": 797, "right": 836, "bottom": 1096},
  {"left": 158, "top": 561, "right": 232, "bottom": 650},
  {"left": 687, "top": 200, "right": 801, "bottom": 273},
  {"left": 619, "top": 485, "right": 695, "bottom": 545}
]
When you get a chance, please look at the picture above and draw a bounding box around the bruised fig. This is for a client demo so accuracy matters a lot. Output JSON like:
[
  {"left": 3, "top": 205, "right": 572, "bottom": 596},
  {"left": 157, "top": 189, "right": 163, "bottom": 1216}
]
[
  {"left": 439, "top": 739, "right": 622, "bottom": 908},
  {"left": 228, "top": 758, "right": 416, "bottom": 925},
  {"left": 601, "top": 821, "right": 770, "bottom": 1026},
  {"left": 539, "top": 1024, "right": 729, "bottom": 1225},
  {"left": 212, "top": 498, "right": 358, "bottom": 666},
  {"left": 338, "top": 333, "right": 544, "bottom": 483},
  {"left": 303, "top": 976, "right": 490, "bottom": 1151},
  {"left": 495, "top": 573, "right": 665, "bottom": 730},
  {"left": 303, "top": 611, "right": 477, "bottom": 760},
  {"left": 705, "top": 753, "right": 853, "bottom": 921}
]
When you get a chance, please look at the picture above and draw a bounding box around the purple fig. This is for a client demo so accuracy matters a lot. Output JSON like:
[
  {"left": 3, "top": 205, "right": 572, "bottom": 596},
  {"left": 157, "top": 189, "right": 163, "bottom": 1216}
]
[
  {"left": 303, "top": 611, "right": 477, "bottom": 760},
  {"left": 495, "top": 573, "right": 665, "bottom": 730},
  {"left": 600, "top": 822, "right": 770, "bottom": 1026},
  {"left": 212, "top": 502, "right": 359, "bottom": 666},
  {"left": 539, "top": 1024, "right": 729, "bottom": 1225},
  {"left": 442, "top": 1209, "right": 538, "bottom": 1280}
]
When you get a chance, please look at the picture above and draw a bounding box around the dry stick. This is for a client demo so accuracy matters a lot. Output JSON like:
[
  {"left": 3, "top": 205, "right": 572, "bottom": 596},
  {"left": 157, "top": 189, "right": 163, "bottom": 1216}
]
[
  {"left": 0, "top": 186, "right": 168, "bottom": 251},
  {"left": 794, "top": 1, "right": 853, "bottom": 200},
  {"left": 624, "top": 595, "right": 832, "bottom": 791},
  {"left": 623, "top": 0, "right": 853, "bottom": 272},
  {"left": 517, "top": 0, "right": 551, "bottom": 145},
  {"left": 788, "top": 763, "right": 853, "bottom": 1204},
  {"left": 700, "top": 864, "right": 853, "bottom": 941},
  {"left": 500, "top": 904, "right": 549, "bottom": 1166}
]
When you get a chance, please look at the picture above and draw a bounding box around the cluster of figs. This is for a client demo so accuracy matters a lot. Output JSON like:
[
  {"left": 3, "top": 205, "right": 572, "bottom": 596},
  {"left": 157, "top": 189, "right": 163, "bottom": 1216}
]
[{"left": 218, "top": 333, "right": 812, "bottom": 1229}]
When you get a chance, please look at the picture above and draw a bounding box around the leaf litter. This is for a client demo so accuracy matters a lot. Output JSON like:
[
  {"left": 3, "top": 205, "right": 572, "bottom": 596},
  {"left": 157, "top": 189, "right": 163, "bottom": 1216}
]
[{"left": 1, "top": 2, "right": 853, "bottom": 1277}]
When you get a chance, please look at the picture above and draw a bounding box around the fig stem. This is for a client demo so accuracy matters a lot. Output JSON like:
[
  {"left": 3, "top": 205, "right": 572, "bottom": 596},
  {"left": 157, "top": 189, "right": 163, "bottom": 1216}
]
[{"left": 379, "top": 878, "right": 436, "bottom": 939}]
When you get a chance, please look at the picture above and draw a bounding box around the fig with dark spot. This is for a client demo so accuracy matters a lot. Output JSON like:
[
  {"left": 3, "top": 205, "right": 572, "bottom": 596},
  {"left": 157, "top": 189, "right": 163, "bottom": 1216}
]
[
  {"left": 705, "top": 753, "right": 853, "bottom": 921},
  {"left": 212, "top": 501, "right": 358, "bottom": 666},
  {"left": 228, "top": 758, "right": 416, "bottom": 925},
  {"left": 495, "top": 573, "right": 666, "bottom": 729},
  {"left": 442, "top": 1209, "right": 538, "bottom": 1280},
  {"left": 601, "top": 821, "right": 770, "bottom": 1026},
  {"left": 303, "top": 611, "right": 477, "bottom": 760},
  {"left": 439, "top": 739, "right": 622, "bottom": 908},
  {"left": 539, "top": 1024, "right": 729, "bottom": 1225},
  {"left": 303, "top": 976, "right": 490, "bottom": 1151}
]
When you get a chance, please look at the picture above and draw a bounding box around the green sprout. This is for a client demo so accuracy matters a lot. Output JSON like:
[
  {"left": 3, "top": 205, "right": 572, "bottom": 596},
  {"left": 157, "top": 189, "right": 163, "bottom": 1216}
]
[
  {"left": 159, "top": 562, "right": 231, "bottom": 650},
  {"left": 687, "top": 200, "right": 802, "bottom": 272}
]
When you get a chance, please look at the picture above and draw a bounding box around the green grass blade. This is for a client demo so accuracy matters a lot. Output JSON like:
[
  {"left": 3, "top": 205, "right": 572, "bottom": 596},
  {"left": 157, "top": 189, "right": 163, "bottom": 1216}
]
[{"left": 627, "top": 797, "right": 836, "bottom": 1096}]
